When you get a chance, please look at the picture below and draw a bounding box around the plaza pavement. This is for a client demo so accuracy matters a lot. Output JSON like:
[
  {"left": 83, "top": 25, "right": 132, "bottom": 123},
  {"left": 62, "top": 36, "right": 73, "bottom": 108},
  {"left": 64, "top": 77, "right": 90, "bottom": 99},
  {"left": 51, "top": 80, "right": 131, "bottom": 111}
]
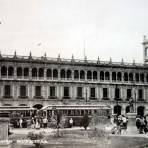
[{"left": 10, "top": 125, "right": 148, "bottom": 138}]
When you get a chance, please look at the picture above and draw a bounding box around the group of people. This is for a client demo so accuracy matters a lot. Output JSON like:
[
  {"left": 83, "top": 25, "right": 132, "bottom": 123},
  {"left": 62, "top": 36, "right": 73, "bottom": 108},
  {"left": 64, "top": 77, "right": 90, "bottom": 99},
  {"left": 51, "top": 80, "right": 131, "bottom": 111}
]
[
  {"left": 19, "top": 116, "right": 48, "bottom": 129},
  {"left": 136, "top": 115, "right": 148, "bottom": 134},
  {"left": 111, "top": 114, "right": 128, "bottom": 135}
]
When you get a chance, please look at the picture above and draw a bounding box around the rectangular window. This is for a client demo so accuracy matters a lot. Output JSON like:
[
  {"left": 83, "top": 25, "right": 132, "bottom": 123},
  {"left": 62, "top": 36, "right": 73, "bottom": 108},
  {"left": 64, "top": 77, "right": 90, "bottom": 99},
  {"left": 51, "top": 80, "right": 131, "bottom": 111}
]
[
  {"left": 138, "top": 89, "right": 143, "bottom": 100},
  {"left": 103, "top": 88, "right": 108, "bottom": 98},
  {"left": 90, "top": 87, "right": 96, "bottom": 99},
  {"left": 64, "top": 87, "right": 70, "bottom": 98},
  {"left": 35, "top": 86, "right": 41, "bottom": 97},
  {"left": 77, "top": 87, "right": 83, "bottom": 98},
  {"left": 20, "top": 85, "right": 26, "bottom": 97},
  {"left": 50, "top": 86, "right": 56, "bottom": 97},
  {"left": 127, "top": 89, "right": 131, "bottom": 99},
  {"left": 115, "top": 88, "right": 120, "bottom": 99},
  {"left": 4, "top": 85, "right": 11, "bottom": 97}
]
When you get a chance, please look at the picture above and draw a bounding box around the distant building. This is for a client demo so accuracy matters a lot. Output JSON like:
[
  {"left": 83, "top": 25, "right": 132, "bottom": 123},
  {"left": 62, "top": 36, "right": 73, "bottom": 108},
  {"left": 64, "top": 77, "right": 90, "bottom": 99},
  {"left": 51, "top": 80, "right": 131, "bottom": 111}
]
[{"left": 0, "top": 37, "right": 148, "bottom": 117}]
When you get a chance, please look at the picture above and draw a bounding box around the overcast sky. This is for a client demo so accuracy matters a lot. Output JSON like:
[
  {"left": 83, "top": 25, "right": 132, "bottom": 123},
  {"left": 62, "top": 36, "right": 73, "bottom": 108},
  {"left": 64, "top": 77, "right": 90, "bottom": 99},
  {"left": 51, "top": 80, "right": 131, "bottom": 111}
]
[{"left": 0, "top": 0, "right": 148, "bottom": 63}]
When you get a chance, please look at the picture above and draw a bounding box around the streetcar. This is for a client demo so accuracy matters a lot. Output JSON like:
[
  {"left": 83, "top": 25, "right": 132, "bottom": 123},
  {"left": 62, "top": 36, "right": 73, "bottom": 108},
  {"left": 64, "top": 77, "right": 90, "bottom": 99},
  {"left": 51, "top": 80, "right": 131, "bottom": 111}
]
[{"left": 42, "top": 105, "right": 111, "bottom": 126}]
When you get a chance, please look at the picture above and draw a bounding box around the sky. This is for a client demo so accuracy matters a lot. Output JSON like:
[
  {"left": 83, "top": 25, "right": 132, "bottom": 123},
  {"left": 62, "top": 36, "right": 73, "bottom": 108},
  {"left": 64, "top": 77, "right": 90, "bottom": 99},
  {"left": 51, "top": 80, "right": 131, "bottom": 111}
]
[{"left": 0, "top": 0, "right": 148, "bottom": 63}]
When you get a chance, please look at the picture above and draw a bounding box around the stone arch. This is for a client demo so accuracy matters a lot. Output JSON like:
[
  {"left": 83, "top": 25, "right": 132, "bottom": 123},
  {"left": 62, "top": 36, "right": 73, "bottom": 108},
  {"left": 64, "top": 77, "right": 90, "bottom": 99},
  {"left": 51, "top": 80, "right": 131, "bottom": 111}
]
[
  {"left": 87, "top": 70, "right": 92, "bottom": 80},
  {"left": 8, "top": 67, "right": 14, "bottom": 76},
  {"left": 32, "top": 68, "right": 37, "bottom": 77},
  {"left": 47, "top": 69, "right": 52, "bottom": 78},
  {"left": 135, "top": 73, "right": 139, "bottom": 82},
  {"left": 39, "top": 68, "right": 44, "bottom": 77},
  {"left": 100, "top": 71, "right": 104, "bottom": 80},
  {"left": 114, "top": 105, "right": 122, "bottom": 115},
  {"left": 93, "top": 71, "right": 97, "bottom": 80},
  {"left": 140, "top": 73, "right": 144, "bottom": 82},
  {"left": 61, "top": 69, "right": 66, "bottom": 79},
  {"left": 24, "top": 67, "right": 29, "bottom": 77},
  {"left": 137, "top": 106, "right": 145, "bottom": 116},
  {"left": 53, "top": 69, "right": 58, "bottom": 78},
  {"left": 80, "top": 70, "right": 85, "bottom": 80},
  {"left": 124, "top": 72, "right": 128, "bottom": 81},
  {"left": 74, "top": 70, "right": 79, "bottom": 79},
  {"left": 1, "top": 66, "right": 7, "bottom": 76},
  {"left": 33, "top": 104, "right": 43, "bottom": 110},
  {"left": 117, "top": 72, "right": 122, "bottom": 81},
  {"left": 126, "top": 106, "right": 130, "bottom": 113},
  {"left": 17, "top": 67, "right": 22, "bottom": 76},
  {"left": 129, "top": 73, "right": 133, "bottom": 81},
  {"left": 112, "top": 72, "right": 116, "bottom": 81},
  {"left": 67, "top": 69, "right": 72, "bottom": 79},
  {"left": 105, "top": 71, "right": 110, "bottom": 80}
]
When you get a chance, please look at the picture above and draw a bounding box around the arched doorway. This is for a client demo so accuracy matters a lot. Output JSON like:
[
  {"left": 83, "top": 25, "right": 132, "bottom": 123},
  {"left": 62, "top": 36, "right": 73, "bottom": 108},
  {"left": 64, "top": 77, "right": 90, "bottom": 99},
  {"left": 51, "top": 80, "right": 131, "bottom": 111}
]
[
  {"left": 33, "top": 104, "right": 43, "bottom": 110},
  {"left": 126, "top": 106, "right": 130, "bottom": 113},
  {"left": 137, "top": 106, "right": 145, "bottom": 116},
  {"left": 114, "top": 105, "right": 122, "bottom": 115}
]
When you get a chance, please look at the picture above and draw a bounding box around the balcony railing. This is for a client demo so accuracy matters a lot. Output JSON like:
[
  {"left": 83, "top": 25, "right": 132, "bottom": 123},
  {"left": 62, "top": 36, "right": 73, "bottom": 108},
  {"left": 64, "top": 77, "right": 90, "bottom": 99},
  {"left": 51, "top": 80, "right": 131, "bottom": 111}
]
[
  {"left": 62, "top": 96, "right": 71, "bottom": 99},
  {"left": 33, "top": 96, "right": 44, "bottom": 99},
  {"left": 102, "top": 97, "right": 110, "bottom": 100},
  {"left": 76, "top": 97, "right": 84, "bottom": 100},
  {"left": 89, "top": 97, "right": 97, "bottom": 100},
  {"left": 114, "top": 98, "right": 122, "bottom": 101},
  {"left": 18, "top": 96, "right": 28, "bottom": 99},
  {"left": 48, "top": 96, "right": 57, "bottom": 99},
  {"left": 3, "top": 96, "right": 13, "bottom": 99}
]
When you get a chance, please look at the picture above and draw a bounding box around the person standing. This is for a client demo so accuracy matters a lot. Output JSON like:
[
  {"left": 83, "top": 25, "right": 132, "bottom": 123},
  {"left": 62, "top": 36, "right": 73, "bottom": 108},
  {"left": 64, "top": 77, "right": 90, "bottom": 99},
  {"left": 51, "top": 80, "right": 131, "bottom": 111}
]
[
  {"left": 43, "top": 117, "right": 48, "bottom": 128},
  {"left": 19, "top": 118, "right": 23, "bottom": 128},
  {"left": 69, "top": 118, "right": 73, "bottom": 128}
]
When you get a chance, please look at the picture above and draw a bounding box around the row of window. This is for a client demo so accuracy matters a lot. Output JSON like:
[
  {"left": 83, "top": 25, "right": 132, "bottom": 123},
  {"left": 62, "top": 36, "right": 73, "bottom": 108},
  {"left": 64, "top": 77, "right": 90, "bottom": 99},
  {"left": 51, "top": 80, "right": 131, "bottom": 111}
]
[
  {"left": 2, "top": 85, "right": 144, "bottom": 100},
  {"left": 0, "top": 66, "right": 148, "bottom": 83}
]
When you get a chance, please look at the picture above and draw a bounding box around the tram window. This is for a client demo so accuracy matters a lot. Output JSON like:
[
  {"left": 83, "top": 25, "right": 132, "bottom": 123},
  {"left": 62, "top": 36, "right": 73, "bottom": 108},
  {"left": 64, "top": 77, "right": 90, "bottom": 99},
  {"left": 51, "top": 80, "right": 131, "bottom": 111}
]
[
  {"left": 81, "top": 110, "right": 84, "bottom": 116},
  {"left": 71, "top": 110, "right": 74, "bottom": 116},
  {"left": 63, "top": 110, "right": 67, "bottom": 115},
  {"left": 85, "top": 110, "right": 88, "bottom": 114},
  {"left": 75, "top": 110, "right": 80, "bottom": 116},
  {"left": 68, "top": 110, "right": 71, "bottom": 116},
  {"left": 94, "top": 110, "right": 97, "bottom": 114}
]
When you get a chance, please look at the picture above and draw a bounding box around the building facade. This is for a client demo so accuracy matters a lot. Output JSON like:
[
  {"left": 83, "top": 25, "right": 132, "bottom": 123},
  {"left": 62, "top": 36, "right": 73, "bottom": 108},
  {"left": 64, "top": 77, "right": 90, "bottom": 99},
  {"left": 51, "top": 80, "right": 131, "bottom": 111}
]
[{"left": 0, "top": 37, "right": 148, "bottom": 116}]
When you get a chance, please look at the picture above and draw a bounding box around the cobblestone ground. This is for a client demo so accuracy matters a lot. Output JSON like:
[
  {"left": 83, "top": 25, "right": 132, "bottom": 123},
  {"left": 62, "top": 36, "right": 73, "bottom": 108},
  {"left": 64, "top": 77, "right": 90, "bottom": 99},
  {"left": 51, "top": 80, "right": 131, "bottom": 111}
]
[{"left": 9, "top": 124, "right": 148, "bottom": 148}]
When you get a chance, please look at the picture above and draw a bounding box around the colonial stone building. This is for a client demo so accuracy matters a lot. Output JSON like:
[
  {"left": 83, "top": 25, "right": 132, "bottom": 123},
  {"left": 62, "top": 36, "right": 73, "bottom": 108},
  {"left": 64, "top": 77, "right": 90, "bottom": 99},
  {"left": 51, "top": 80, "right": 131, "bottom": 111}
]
[{"left": 0, "top": 37, "right": 148, "bottom": 116}]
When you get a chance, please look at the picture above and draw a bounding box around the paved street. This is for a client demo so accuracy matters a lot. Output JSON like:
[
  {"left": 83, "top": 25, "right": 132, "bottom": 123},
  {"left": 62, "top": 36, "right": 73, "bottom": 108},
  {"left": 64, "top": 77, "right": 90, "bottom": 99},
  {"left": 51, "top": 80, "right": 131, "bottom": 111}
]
[{"left": 10, "top": 124, "right": 148, "bottom": 138}]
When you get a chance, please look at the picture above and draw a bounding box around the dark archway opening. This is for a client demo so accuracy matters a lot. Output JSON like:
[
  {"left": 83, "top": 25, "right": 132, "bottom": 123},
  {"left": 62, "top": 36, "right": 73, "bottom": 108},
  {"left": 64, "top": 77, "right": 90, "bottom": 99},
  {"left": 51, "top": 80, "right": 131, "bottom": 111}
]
[
  {"left": 33, "top": 104, "right": 43, "bottom": 110},
  {"left": 137, "top": 106, "right": 145, "bottom": 117},
  {"left": 126, "top": 106, "right": 130, "bottom": 113},
  {"left": 114, "top": 105, "right": 122, "bottom": 115}
]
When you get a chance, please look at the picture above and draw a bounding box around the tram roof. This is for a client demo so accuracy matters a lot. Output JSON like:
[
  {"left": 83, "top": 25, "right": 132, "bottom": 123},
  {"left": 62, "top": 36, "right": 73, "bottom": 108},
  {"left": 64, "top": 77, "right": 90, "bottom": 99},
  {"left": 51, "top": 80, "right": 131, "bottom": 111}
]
[
  {"left": 0, "top": 106, "right": 35, "bottom": 111},
  {"left": 42, "top": 105, "right": 111, "bottom": 110}
]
